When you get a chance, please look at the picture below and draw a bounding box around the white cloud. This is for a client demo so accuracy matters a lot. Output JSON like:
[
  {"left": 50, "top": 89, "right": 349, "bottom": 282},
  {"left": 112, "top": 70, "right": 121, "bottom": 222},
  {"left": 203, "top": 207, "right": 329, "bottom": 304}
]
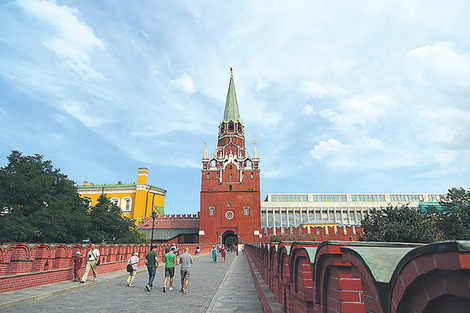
[
  {"left": 302, "top": 104, "right": 315, "bottom": 116},
  {"left": 303, "top": 81, "right": 346, "bottom": 98},
  {"left": 320, "top": 90, "right": 399, "bottom": 131},
  {"left": 416, "top": 108, "right": 470, "bottom": 150},
  {"left": 434, "top": 152, "right": 455, "bottom": 167},
  {"left": 169, "top": 73, "right": 196, "bottom": 94},
  {"left": 406, "top": 42, "right": 470, "bottom": 92},
  {"left": 310, "top": 138, "right": 349, "bottom": 160},
  {"left": 16, "top": 0, "right": 105, "bottom": 79}
]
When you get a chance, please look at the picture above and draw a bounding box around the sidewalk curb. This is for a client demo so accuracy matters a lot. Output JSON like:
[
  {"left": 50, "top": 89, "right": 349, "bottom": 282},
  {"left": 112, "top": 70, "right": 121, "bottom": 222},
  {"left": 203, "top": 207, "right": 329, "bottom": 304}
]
[
  {"left": 203, "top": 254, "right": 238, "bottom": 313},
  {"left": 246, "top": 251, "right": 284, "bottom": 313}
]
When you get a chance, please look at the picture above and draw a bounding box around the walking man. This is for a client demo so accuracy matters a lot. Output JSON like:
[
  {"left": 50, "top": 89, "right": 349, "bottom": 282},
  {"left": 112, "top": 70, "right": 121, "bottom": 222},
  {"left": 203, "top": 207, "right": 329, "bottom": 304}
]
[
  {"left": 145, "top": 246, "right": 159, "bottom": 292},
  {"left": 80, "top": 244, "right": 100, "bottom": 283},
  {"left": 163, "top": 246, "right": 177, "bottom": 292},
  {"left": 179, "top": 248, "right": 193, "bottom": 294}
]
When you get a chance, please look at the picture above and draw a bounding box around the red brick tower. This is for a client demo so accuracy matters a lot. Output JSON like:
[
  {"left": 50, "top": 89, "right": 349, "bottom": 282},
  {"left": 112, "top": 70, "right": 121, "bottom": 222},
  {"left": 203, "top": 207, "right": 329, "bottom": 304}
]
[{"left": 199, "top": 69, "right": 261, "bottom": 245}]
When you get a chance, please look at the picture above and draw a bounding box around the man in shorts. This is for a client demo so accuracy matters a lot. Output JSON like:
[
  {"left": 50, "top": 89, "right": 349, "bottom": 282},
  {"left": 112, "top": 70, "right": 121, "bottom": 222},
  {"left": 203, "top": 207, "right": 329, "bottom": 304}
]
[
  {"left": 179, "top": 248, "right": 193, "bottom": 293},
  {"left": 162, "top": 246, "right": 177, "bottom": 292}
]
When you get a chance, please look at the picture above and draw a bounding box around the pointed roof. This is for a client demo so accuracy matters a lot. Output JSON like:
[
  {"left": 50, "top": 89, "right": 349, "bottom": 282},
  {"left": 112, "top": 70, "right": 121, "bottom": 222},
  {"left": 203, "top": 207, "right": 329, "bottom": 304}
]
[
  {"left": 203, "top": 142, "right": 209, "bottom": 160},
  {"left": 253, "top": 141, "right": 259, "bottom": 160},
  {"left": 223, "top": 68, "right": 240, "bottom": 123}
]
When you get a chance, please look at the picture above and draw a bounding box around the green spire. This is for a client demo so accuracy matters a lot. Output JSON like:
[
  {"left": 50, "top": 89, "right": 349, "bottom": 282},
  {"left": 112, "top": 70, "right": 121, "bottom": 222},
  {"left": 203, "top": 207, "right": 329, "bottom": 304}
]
[{"left": 223, "top": 68, "right": 240, "bottom": 122}]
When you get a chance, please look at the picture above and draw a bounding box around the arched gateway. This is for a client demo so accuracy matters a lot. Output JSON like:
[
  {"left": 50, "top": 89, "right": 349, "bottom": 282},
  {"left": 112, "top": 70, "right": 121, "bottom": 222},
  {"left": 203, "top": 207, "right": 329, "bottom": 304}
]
[{"left": 221, "top": 230, "right": 238, "bottom": 246}]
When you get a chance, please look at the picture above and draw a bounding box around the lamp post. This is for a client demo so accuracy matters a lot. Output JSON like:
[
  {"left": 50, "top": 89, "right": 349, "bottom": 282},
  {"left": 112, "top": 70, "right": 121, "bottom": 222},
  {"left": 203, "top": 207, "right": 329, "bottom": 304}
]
[{"left": 151, "top": 210, "right": 157, "bottom": 244}]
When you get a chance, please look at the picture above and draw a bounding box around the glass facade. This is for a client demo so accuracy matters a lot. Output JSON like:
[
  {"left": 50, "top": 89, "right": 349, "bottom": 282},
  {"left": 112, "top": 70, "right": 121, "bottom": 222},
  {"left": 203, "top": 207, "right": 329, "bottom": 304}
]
[{"left": 261, "top": 193, "right": 445, "bottom": 228}]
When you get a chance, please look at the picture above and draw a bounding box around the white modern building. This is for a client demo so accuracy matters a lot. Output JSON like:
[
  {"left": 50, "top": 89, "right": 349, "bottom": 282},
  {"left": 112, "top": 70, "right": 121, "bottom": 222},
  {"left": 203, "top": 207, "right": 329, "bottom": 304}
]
[{"left": 261, "top": 193, "right": 445, "bottom": 228}]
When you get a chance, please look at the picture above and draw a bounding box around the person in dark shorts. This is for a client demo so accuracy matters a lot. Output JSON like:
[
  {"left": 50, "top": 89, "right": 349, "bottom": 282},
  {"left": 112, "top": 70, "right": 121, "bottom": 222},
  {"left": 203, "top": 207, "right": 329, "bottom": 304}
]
[
  {"left": 162, "top": 247, "right": 177, "bottom": 292},
  {"left": 179, "top": 248, "right": 194, "bottom": 293}
]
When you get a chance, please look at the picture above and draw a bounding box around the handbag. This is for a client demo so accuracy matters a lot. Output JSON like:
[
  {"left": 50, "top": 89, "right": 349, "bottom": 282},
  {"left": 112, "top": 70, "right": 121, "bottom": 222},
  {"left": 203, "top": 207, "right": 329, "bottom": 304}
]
[
  {"left": 126, "top": 264, "right": 133, "bottom": 272},
  {"left": 92, "top": 251, "right": 100, "bottom": 265}
]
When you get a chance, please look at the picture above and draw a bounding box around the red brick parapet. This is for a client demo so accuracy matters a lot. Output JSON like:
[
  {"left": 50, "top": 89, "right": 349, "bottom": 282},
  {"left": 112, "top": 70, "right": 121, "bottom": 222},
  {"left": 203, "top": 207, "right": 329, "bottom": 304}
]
[
  {"left": 0, "top": 242, "right": 212, "bottom": 293},
  {"left": 246, "top": 240, "right": 470, "bottom": 313}
]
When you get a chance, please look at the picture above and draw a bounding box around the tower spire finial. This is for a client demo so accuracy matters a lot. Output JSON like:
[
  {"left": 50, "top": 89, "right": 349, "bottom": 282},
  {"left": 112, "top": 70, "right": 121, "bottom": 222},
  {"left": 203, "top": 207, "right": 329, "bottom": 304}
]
[{"left": 230, "top": 67, "right": 233, "bottom": 78}]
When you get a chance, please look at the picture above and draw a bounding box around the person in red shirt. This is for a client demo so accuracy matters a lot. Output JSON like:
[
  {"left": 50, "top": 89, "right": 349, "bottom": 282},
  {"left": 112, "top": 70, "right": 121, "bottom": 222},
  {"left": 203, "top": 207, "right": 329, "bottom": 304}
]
[{"left": 73, "top": 252, "right": 83, "bottom": 282}]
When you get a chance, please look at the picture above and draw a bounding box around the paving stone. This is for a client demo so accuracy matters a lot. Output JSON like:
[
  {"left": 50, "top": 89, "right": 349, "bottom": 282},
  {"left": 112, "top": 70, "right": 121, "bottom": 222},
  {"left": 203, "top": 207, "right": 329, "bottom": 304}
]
[{"left": 0, "top": 251, "right": 266, "bottom": 312}]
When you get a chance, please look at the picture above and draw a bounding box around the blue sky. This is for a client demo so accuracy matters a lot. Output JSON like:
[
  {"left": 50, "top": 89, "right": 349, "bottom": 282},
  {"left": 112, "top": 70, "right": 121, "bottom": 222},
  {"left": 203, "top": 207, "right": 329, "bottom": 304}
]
[{"left": 1, "top": 1, "right": 469, "bottom": 215}]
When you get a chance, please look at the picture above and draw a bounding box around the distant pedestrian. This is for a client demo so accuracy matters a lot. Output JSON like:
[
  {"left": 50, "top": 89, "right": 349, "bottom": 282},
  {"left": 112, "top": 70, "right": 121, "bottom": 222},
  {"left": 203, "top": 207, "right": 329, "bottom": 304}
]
[
  {"left": 163, "top": 247, "right": 177, "bottom": 292},
  {"left": 80, "top": 244, "right": 100, "bottom": 283},
  {"left": 127, "top": 252, "right": 139, "bottom": 287},
  {"left": 195, "top": 245, "right": 200, "bottom": 255},
  {"left": 144, "top": 246, "right": 159, "bottom": 292},
  {"left": 211, "top": 245, "right": 217, "bottom": 263},
  {"left": 221, "top": 245, "right": 226, "bottom": 262},
  {"left": 72, "top": 252, "right": 83, "bottom": 282},
  {"left": 179, "top": 248, "right": 193, "bottom": 294}
]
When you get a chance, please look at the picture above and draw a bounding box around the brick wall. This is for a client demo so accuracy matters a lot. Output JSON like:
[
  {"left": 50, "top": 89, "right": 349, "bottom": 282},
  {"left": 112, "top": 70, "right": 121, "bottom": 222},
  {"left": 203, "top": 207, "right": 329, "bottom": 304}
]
[
  {"left": 246, "top": 240, "right": 470, "bottom": 313},
  {"left": 0, "top": 243, "right": 212, "bottom": 293}
]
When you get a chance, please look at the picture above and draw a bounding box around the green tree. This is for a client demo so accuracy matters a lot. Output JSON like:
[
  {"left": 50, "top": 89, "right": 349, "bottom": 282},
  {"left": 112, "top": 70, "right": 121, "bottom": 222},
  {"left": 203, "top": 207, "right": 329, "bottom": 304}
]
[
  {"left": 361, "top": 204, "right": 442, "bottom": 243},
  {"left": 0, "top": 151, "right": 90, "bottom": 243},
  {"left": 430, "top": 187, "right": 470, "bottom": 240},
  {"left": 88, "top": 195, "right": 148, "bottom": 244}
]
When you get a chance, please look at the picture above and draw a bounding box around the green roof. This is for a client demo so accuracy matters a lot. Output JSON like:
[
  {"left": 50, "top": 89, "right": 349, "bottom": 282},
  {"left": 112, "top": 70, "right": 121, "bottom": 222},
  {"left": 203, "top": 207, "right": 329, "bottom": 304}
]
[{"left": 223, "top": 75, "right": 240, "bottom": 123}]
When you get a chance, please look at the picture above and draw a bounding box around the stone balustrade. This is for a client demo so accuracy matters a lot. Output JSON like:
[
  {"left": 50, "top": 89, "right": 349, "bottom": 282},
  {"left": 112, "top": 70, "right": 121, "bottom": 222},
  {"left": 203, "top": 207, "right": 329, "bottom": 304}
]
[{"left": 246, "top": 240, "right": 470, "bottom": 313}]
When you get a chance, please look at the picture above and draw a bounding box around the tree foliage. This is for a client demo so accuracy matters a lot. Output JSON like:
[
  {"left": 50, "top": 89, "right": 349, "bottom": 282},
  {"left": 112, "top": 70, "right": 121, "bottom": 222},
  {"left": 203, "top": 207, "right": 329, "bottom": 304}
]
[
  {"left": 0, "top": 151, "right": 148, "bottom": 244},
  {"left": 361, "top": 188, "right": 470, "bottom": 243},
  {"left": 361, "top": 205, "right": 442, "bottom": 243},
  {"left": 431, "top": 187, "right": 470, "bottom": 240}
]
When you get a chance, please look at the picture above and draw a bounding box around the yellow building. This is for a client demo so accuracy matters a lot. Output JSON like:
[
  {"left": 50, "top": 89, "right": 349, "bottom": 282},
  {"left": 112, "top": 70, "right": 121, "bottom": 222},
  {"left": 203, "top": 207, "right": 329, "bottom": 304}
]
[{"left": 77, "top": 168, "right": 166, "bottom": 221}]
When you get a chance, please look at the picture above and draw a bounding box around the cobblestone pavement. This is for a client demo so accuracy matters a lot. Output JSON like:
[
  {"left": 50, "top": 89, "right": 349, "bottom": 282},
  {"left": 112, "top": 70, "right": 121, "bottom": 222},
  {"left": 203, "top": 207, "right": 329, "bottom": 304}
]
[
  {"left": 1, "top": 252, "right": 265, "bottom": 313},
  {"left": 206, "top": 251, "right": 263, "bottom": 313}
]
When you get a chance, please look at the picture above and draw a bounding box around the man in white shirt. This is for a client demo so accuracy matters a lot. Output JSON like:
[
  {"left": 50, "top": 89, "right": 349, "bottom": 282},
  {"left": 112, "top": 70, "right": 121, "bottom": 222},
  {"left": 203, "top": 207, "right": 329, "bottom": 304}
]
[{"left": 80, "top": 244, "right": 100, "bottom": 283}]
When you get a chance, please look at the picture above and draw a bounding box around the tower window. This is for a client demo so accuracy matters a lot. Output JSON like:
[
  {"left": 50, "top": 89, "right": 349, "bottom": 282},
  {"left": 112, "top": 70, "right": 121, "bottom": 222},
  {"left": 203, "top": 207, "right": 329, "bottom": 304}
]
[
  {"left": 207, "top": 173, "right": 210, "bottom": 179},
  {"left": 209, "top": 206, "right": 215, "bottom": 216},
  {"left": 244, "top": 206, "right": 250, "bottom": 216},
  {"left": 216, "top": 173, "right": 219, "bottom": 179},
  {"left": 230, "top": 174, "right": 232, "bottom": 179},
  {"left": 251, "top": 173, "right": 254, "bottom": 179},
  {"left": 227, "top": 201, "right": 231, "bottom": 207},
  {"left": 229, "top": 185, "right": 233, "bottom": 191}
]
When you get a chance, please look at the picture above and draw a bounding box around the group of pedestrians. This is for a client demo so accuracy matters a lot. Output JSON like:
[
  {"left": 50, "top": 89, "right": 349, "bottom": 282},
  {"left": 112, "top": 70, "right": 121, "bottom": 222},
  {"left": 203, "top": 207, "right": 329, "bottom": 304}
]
[
  {"left": 210, "top": 244, "right": 228, "bottom": 263},
  {"left": 140, "top": 245, "right": 194, "bottom": 294},
  {"left": 72, "top": 244, "right": 100, "bottom": 284},
  {"left": 74, "top": 243, "right": 199, "bottom": 294}
]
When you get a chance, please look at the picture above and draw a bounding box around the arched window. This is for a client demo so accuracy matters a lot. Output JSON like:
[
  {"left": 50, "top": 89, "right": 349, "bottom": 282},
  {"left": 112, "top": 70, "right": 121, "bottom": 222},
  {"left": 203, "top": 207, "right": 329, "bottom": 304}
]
[
  {"left": 230, "top": 174, "right": 232, "bottom": 179},
  {"left": 243, "top": 173, "right": 245, "bottom": 179},
  {"left": 121, "top": 197, "right": 132, "bottom": 212},
  {"left": 209, "top": 206, "right": 215, "bottom": 216},
  {"left": 110, "top": 197, "right": 119, "bottom": 207},
  {"left": 207, "top": 173, "right": 210, "bottom": 179},
  {"left": 216, "top": 173, "right": 219, "bottom": 179},
  {"left": 251, "top": 173, "right": 254, "bottom": 179},
  {"left": 229, "top": 185, "right": 233, "bottom": 191},
  {"left": 244, "top": 206, "right": 250, "bottom": 216},
  {"left": 210, "top": 160, "right": 216, "bottom": 168},
  {"left": 227, "top": 201, "right": 231, "bottom": 207}
]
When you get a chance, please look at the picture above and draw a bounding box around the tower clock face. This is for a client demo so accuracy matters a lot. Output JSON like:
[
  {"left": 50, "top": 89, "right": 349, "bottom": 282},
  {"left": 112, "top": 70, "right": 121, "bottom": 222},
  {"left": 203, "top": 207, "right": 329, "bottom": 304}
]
[{"left": 225, "top": 211, "right": 234, "bottom": 220}]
